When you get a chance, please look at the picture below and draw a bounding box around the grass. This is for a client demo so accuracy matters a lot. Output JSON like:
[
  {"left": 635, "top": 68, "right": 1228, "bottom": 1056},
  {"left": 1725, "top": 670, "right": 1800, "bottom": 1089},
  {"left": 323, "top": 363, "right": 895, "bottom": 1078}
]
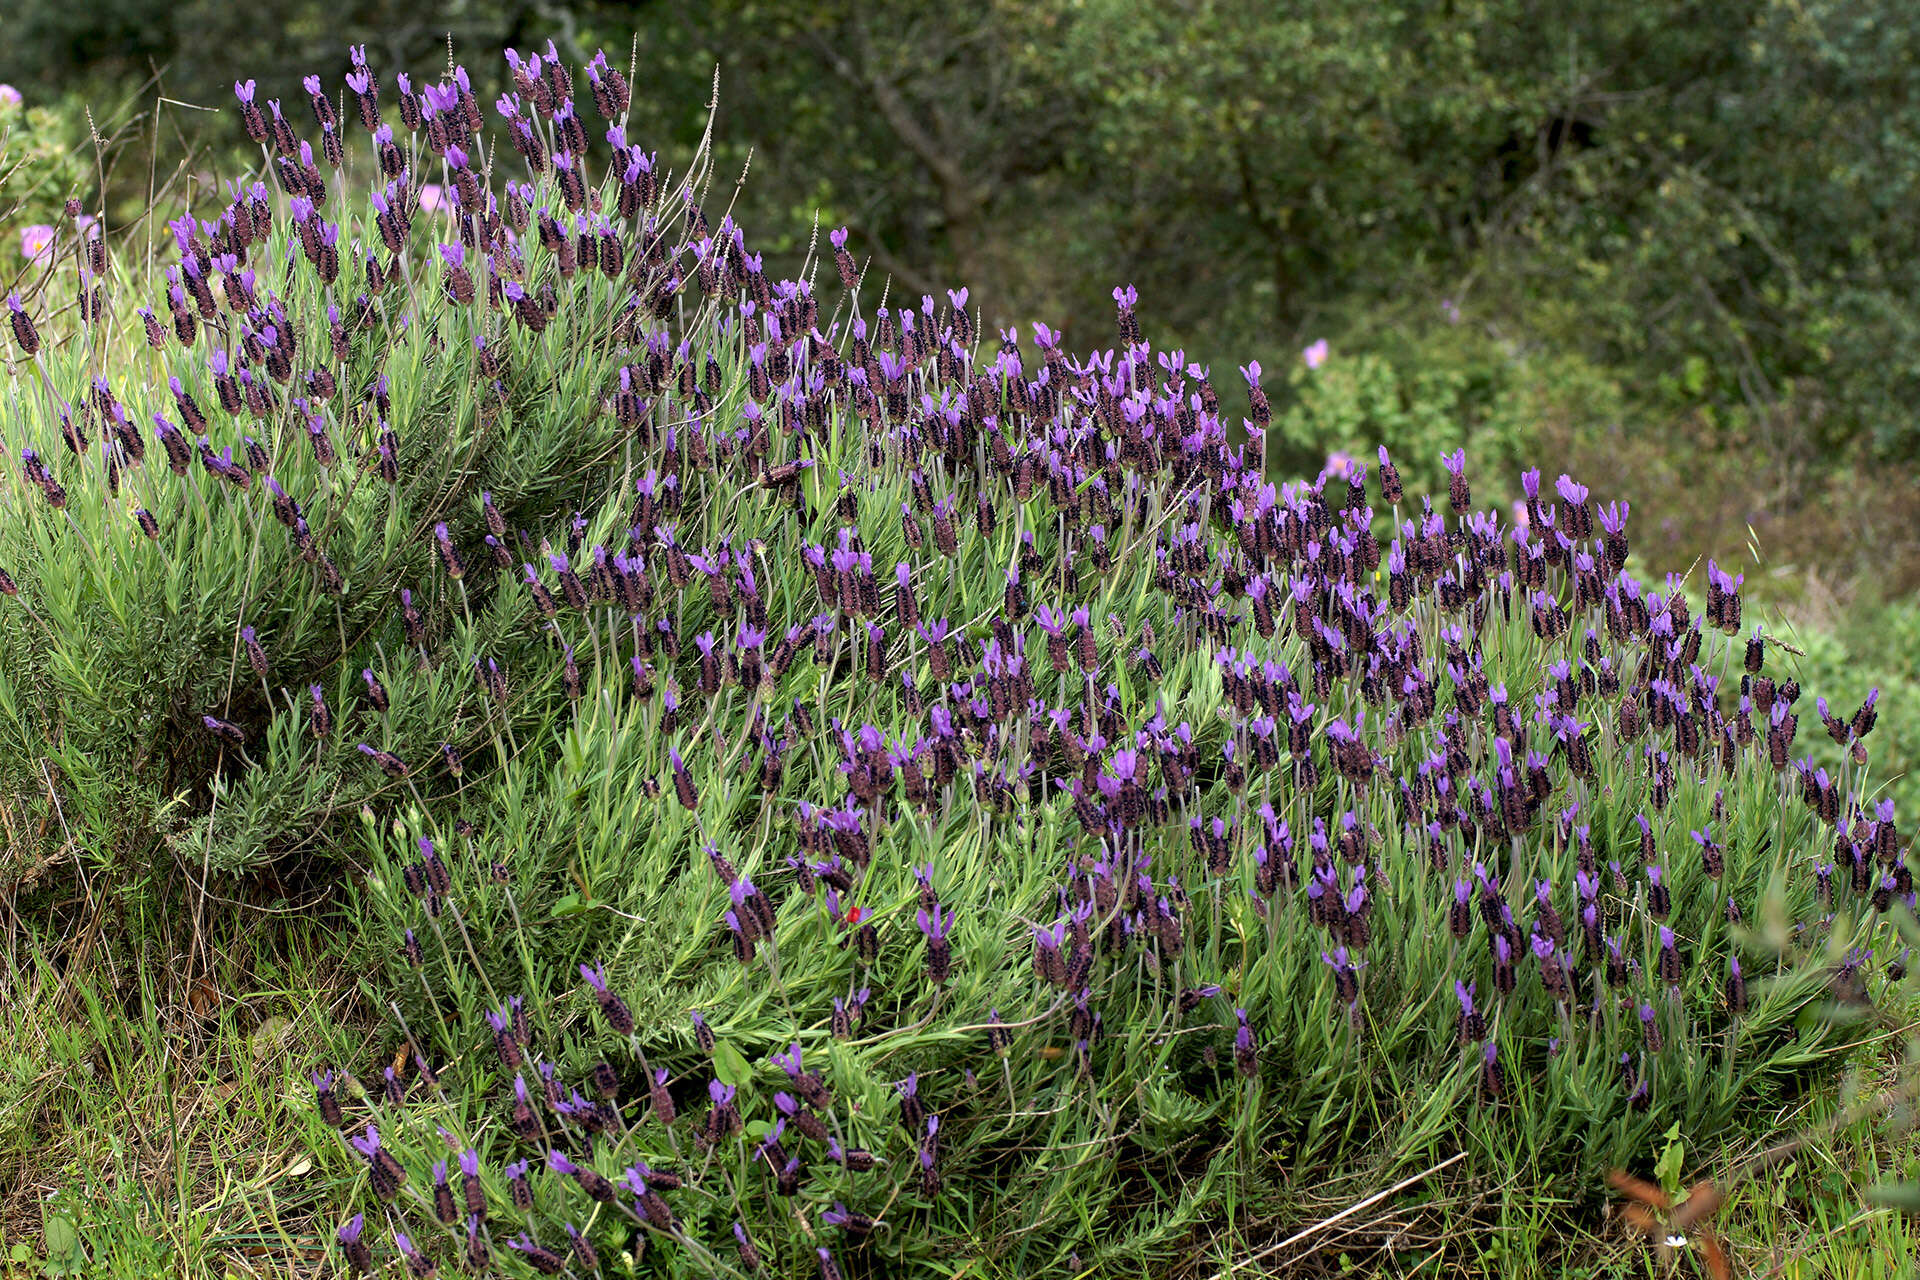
[
  {"left": 1713, "top": 1027, "right": 1920, "bottom": 1279},
  {"left": 1, "top": 911, "right": 367, "bottom": 1278},
  {"left": 16, "top": 965, "right": 1908, "bottom": 1280},
  {"left": 7, "top": 799, "right": 1911, "bottom": 1278}
]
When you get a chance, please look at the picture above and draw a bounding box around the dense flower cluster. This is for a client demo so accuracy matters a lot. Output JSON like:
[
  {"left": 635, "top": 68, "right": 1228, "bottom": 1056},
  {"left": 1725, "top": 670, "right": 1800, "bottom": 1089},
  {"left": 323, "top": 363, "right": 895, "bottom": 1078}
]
[{"left": 2, "top": 36, "right": 1911, "bottom": 1279}]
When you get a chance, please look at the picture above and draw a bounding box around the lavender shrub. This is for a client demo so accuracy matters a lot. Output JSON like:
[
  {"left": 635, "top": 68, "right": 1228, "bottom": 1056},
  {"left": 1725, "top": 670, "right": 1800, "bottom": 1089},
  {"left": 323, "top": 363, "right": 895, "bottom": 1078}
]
[{"left": 0, "top": 36, "right": 1912, "bottom": 1277}]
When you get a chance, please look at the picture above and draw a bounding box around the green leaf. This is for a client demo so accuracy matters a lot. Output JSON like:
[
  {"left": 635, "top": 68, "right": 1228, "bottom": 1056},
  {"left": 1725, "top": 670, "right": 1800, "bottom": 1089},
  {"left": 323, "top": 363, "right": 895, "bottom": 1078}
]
[
  {"left": 548, "top": 892, "right": 598, "bottom": 919},
  {"left": 712, "top": 1041, "right": 753, "bottom": 1088},
  {"left": 1654, "top": 1125, "right": 1686, "bottom": 1198},
  {"left": 40, "top": 1212, "right": 79, "bottom": 1275}
]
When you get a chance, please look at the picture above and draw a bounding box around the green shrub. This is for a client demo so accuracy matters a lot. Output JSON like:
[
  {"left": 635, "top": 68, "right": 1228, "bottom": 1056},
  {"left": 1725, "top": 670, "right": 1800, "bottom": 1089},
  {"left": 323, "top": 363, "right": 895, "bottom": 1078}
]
[
  {"left": 0, "top": 86, "right": 91, "bottom": 246},
  {"left": 1270, "top": 316, "right": 1625, "bottom": 493},
  {"left": 1, "top": 41, "right": 1913, "bottom": 1280},
  {"left": 1780, "top": 600, "right": 1920, "bottom": 819}
]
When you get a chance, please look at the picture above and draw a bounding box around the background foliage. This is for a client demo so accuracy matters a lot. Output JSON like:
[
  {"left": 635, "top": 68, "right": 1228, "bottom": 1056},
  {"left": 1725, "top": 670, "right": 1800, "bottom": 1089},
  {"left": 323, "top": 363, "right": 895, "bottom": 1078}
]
[{"left": 9, "top": 0, "right": 1920, "bottom": 501}]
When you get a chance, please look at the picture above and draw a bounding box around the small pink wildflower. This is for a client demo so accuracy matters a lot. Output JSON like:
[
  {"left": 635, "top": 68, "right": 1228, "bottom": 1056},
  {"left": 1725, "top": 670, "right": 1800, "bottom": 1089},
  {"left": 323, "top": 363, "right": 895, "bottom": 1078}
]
[{"left": 19, "top": 225, "right": 55, "bottom": 263}]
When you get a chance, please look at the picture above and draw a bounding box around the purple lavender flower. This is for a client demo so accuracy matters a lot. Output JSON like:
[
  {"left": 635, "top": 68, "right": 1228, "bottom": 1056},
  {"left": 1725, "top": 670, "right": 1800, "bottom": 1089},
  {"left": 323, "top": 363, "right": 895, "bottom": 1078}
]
[
  {"left": 1639, "top": 1003, "right": 1664, "bottom": 1052},
  {"left": 312, "top": 1069, "right": 343, "bottom": 1127},
  {"left": 336, "top": 1213, "right": 371, "bottom": 1273},
  {"left": 505, "top": 1158, "right": 533, "bottom": 1209},
  {"left": 1455, "top": 980, "right": 1485, "bottom": 1043},
  {"left": 1233, "top": 1008, "right": 1259, "bottom": 1078},
  {"left": 509, "top": 1234, "right": 566, "bottom": 1274},
  {"left": 917, "top": 903, "right": 953, "bottom": 985},
  {"left": 349, "top": 1124, "right": 407, "bottom": 1200},
  {"left": 356, "top": 743, "right": 407, "bottom": 778},
  {"left": 433, "top": 522, "right": 464, "bottom": 577},
  {"left": 1440, "top": 448, "right": 1470, "bottom": 512},
  {"left": 580, "top": 963, "right": 635, "bottom": 1034},
  {"left": 459, "top": 1148, "right": 484, "bottom": 1216},
  {"left": 548, "top": 1148, "right": 616, "bottom": 1201},
  {"left": 669, "top": 745, "right": 698, "bottom": 809},
  {"left": 1658, "top": 926, "right": 1682, "bottom": 989},
  {"left": 734, "top": 1221, "right": 764, "bottom": 1270}
]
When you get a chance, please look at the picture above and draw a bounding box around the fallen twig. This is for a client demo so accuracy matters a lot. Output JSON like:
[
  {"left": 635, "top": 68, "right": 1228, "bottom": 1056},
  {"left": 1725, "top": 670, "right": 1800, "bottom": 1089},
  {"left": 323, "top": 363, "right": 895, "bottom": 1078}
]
[{"left": 1218, "top": 1150, "right": 1468, "bottom": 1276}]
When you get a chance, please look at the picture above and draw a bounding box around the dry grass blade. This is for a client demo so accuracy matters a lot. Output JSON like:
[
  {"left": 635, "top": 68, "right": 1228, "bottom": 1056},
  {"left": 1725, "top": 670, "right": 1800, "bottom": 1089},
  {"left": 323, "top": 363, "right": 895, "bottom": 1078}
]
[{"left": 1218, "top": 1151, "right": 1467, "bottom": 1276}]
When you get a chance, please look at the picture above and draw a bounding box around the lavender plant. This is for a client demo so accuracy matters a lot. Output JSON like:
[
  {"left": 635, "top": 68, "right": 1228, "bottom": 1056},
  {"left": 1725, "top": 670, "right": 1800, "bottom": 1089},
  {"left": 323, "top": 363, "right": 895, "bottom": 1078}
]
[{"left": 1, "top": 36, "right": 1913, "bottom": 1278}]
